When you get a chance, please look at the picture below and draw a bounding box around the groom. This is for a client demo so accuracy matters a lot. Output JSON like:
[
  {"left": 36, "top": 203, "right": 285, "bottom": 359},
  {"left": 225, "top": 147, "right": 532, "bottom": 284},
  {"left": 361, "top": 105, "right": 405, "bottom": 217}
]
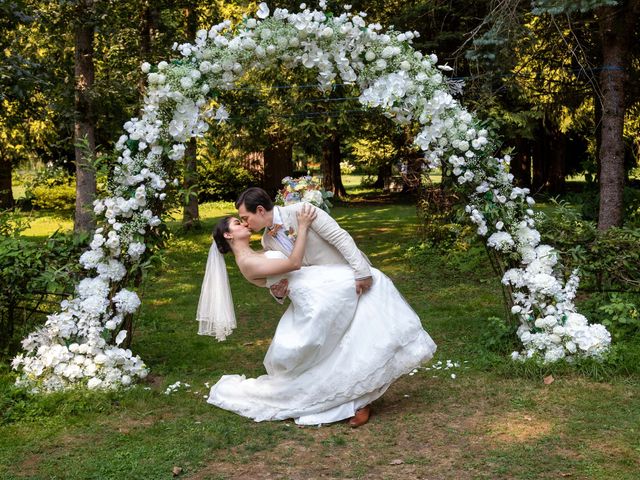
[
  {"left": 235, "top": 187, "right": 373, "bottom": 427},
  {"left": 236, "top": 187, "right": 373, "bottom": 297}
]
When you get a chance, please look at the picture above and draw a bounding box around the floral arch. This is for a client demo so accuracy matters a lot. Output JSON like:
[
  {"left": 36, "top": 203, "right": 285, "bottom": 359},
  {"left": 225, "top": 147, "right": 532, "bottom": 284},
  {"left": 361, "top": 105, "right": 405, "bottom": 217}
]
[{"left": 12, "top": 2, "right": 611, "bottom": 392}]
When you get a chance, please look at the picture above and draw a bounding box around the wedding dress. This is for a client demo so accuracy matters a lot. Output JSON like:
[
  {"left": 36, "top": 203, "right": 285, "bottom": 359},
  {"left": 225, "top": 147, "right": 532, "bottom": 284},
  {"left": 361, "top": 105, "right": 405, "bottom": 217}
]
[{"left": 207, "top": 251, "right": 437, "bottom": 425}]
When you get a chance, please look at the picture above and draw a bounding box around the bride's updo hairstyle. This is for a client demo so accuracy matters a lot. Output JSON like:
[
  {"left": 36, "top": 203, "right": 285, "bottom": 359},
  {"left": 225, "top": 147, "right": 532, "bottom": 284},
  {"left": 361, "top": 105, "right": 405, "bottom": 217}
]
[{"left": 213, "top": 217, "right": 233, "bottom": 254}]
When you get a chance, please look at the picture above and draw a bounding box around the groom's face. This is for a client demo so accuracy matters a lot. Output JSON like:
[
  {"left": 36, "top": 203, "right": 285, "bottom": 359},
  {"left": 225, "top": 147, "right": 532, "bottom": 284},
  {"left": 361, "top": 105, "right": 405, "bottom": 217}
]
[{"left": 238, "top": 204, "right": 269, "bottom": 232}]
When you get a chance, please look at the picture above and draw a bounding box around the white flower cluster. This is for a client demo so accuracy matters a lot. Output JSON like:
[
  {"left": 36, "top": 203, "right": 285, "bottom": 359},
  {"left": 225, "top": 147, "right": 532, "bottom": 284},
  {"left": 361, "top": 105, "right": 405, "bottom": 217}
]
[
  {"left": 505, "top": 245, "right": 611, "bottom": 362},
  {"left": 164, "top": 380, "right": 191, "bottom": 395},
  {"left": 14, "top": 2, "right": 611, "bottom": 392}
]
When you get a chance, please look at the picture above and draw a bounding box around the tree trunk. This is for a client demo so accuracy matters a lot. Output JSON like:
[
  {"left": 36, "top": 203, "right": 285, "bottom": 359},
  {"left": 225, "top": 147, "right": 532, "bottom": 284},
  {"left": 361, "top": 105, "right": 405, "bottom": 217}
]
[
  {"left": 510, "top": 138, "right": 531, "bottom": 189},
  {"left": 263, "top": 136, "right": 293, "bottom": 196},
  {"left": 593, "top": 86, "right": 603, "bottom": 185},
  {"left": 531, "top": 122, "right": 548, "bottom": 194},
  {"left": 597, "top": 1, "right": 640, "bottom": 230},
  {"left": 73, "top": 0, "right": 96, "bottom": 235},
  {"left": 182, "top": 4, "right": 200, "bottom": 229},
  {"left": 182, "top": 138, "right": 200, "bottom": 229},
  {"left": 373, "top": 163, "right": 391, "bottom": 190},
  {"left": 0, "top": 157, "right": 15, "bottom": 210},
  {"left": 321, "top": 131, "right": 346, "bottom": 198},
  {"left": 548, "top": 131, "right": 566, "bottom": 195},
  {"left": 138, "top": 0, "right": 158, "bottom": 100}
]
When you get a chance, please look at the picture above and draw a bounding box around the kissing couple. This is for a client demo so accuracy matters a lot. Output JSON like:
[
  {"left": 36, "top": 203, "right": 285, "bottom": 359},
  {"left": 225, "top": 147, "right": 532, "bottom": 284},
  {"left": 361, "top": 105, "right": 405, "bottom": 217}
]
[{"left": 197, "top": 187, "right": 436, "bottom": 427}]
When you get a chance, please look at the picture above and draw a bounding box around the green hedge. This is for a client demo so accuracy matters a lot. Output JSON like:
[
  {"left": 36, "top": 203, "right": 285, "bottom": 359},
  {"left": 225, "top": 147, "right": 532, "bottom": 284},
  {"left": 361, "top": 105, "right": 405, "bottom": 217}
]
[
  {"left": 0, "top": 211, "right": 86, "bottom": 357},
  {"left": 197, "top": 159, "right": 258, "bottom": 201},
  {"left": 30, "top": 184, "right": 76, "bottom": 210}
]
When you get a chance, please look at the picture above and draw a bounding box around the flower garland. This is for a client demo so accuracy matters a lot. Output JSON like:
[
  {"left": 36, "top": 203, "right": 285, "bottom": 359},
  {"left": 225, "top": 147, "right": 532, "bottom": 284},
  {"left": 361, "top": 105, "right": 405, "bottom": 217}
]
[{"left": 12, "top": 1, "right": 610, "bottom": 392}]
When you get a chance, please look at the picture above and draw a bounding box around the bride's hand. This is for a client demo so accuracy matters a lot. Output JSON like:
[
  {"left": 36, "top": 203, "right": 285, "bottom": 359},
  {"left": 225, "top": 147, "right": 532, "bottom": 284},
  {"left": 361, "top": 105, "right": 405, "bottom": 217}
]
[{"left": 296, "top": 204, "right": 317, "bottom": 230}]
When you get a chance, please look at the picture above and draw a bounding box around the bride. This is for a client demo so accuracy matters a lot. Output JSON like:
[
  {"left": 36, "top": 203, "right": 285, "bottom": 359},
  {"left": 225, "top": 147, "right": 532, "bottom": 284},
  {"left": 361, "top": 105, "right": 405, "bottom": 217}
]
[{"left": 198, "top": 204, "right": 436, "bottom": 426}]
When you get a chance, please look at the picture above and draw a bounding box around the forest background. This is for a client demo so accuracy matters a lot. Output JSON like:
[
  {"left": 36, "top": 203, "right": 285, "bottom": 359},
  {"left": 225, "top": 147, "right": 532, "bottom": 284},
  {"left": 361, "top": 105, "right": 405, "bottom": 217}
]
[
  {"left": 2, "top": 0, "right": 639, "bottom": 365},
  {"left": 1, "top": 2, "right": 640, "bottom": 477}
]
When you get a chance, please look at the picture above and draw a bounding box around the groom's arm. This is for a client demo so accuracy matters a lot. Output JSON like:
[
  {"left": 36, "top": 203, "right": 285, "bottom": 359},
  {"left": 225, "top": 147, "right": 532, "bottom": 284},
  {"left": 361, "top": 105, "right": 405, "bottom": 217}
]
[{"left": 292, "top": 202, "right": 372, "bottom": 280}]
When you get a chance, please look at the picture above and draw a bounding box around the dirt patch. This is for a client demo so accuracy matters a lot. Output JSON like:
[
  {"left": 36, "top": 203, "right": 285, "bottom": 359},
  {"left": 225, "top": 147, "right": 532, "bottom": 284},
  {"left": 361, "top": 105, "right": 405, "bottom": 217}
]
[
  {"left": 15, "top": 433, "right": 93, "bottom": 478},
  {"left": 187, "top": 378, "right": 496, "bottom": 480},
  {"left": 486, "top": 412, "right": 554, "bottom": 444},
  {"left": 143, "top": 372, "right": 165, "bottom": 389},
  {"left": 16, "top": 453, "right": 42, "bottom": 478}
]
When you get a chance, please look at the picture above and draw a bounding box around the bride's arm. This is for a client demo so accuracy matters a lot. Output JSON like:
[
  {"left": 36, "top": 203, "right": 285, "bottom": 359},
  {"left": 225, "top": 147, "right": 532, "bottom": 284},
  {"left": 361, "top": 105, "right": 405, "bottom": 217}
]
[{"left": 240, "top": 205, "right": 316, "bottom": 281}]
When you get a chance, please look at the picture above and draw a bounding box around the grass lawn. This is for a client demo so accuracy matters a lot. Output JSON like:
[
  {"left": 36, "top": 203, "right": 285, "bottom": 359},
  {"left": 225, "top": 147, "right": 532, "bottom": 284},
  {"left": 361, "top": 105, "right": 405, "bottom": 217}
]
[{"left": 1, "top": 197, "right": 639, "bottom": 479}]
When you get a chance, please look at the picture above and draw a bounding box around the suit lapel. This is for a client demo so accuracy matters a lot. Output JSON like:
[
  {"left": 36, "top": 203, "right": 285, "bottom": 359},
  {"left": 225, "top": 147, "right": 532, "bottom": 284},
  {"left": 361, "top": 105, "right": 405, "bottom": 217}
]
[{"left": 262, "top": 228, "right": 288, "bottom": 256}]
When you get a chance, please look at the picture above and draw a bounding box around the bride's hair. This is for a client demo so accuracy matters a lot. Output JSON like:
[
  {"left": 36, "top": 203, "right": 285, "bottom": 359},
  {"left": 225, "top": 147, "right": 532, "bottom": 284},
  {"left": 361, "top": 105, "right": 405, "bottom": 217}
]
[{"left": 213, "top": 217, "right": 233, "bottom": 254}]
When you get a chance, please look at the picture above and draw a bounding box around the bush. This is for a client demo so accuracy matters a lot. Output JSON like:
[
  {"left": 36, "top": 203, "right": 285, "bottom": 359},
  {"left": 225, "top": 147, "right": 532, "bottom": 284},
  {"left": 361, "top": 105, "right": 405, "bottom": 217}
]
[
  {"left": 577, "top": 292, "right": 640, "bottom": 341},
  {"left": 576, "top": 185, "right": 640, "bottom": 225},
  {"left": 30, "top": 183, "right": 76, "bottom": 210},
  {"left": 197, "top": 159, "right": 258, "bottom": 201},
  {"left": 0, "top": 210, "right": 86, "bottom": 357},
  {"left": 22, "top": 164, "right": 76, "bottom": 210},
  {"left": 340, "top": 161, "right": 356, "bottom": 175},
  {"left": 536, "top": 200, "right": 640, "bottom": 341},
  {"left": 537, "top": 201, "right": 640, "bottom": 292}
]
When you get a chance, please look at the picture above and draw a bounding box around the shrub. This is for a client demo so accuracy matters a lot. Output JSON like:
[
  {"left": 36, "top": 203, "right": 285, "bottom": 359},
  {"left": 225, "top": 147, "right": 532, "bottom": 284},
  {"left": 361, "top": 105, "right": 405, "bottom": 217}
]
[
  {"left": 340, "top": 161, "right": 356, "bottom": 175},
  {"left": 22, "top": 164, "right": 76, "bottom": 210},
  {"left": 536, "top": 200, "right": 640, "bottom": 341},
  {"left": 30, "top": 183, "right": 76, "bottom": 210},
  {"left": 197, "top": 159, "right": 258, "bottom": 201},
  {"left": 577, "top": 186, "right": 640, "bottom": 225},
  {"left": 0, "top": 210, "right": 86, "bottom": 357}
]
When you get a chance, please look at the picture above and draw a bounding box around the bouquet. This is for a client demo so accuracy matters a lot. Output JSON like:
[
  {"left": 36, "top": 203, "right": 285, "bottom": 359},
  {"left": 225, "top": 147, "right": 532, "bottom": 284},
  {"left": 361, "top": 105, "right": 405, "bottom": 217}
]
[{"left": 275, "top": 175, "right": 334, "bottom": 213}]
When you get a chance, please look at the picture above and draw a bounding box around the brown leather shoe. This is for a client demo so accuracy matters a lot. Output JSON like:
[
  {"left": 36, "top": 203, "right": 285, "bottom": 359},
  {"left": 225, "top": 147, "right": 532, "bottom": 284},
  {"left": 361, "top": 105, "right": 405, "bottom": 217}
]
[{"left": 348, "top": 405, "right": 371, "bottom": 428}]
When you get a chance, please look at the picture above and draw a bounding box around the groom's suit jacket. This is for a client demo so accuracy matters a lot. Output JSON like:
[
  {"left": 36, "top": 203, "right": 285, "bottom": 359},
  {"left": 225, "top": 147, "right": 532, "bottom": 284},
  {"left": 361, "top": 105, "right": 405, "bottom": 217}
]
[{"left": 261, "top": 202, "right": 372, "bottom": 280}]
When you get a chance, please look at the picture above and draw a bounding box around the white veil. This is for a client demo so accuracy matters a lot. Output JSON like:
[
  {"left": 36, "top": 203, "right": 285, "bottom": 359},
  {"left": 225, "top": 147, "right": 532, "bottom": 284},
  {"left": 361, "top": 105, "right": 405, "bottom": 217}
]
[{"left": 196, "top": 241, "right": 236, "bottom": 341}]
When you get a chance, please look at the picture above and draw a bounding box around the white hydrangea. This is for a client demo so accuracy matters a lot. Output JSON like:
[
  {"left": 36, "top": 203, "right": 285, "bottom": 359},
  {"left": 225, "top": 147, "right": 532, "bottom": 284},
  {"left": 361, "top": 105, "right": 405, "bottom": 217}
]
[
  {"left": 127, "top": 242, "right": 146, "bottom": 260},
  {"left": 113, "top": 289, "right": 141, "bottom": 314},
  {"left": 97, "top": 259, "right": 127, "bottom": 282},
  {"left": 487, "top": 231, "right": 515, "bottom": 252},
  {"left": 79, "top": 249, "right": 104, "bottom": 270}
]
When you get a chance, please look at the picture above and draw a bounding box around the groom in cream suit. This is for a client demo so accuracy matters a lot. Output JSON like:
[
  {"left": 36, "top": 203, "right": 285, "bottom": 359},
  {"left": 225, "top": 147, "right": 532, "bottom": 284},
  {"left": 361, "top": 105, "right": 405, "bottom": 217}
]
[{"left": 235, "top": 187, "right": 373, "bottom": 299}]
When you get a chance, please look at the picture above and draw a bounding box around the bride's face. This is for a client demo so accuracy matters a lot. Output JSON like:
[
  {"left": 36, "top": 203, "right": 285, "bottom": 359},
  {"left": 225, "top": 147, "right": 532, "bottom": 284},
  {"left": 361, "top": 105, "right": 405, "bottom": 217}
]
[{"left": 225, "top": 218, "right": 251, "bottom": 243}]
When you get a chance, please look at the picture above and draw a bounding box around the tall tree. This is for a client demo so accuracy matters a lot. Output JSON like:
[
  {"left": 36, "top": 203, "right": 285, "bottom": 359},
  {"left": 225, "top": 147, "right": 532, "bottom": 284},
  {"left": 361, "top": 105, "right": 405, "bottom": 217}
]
[
  {"left": 596, "top": 0, "right": 640, "bottom": 229},
  {"left": 0, "top": 0, "right": 49, "bottom": 210},
  {"left": 182, "top": 2, "right": 201, "bottom": 229},
  {"left": 466, "top": 0, "right": 640, "bottom": 227},
  {"left": 73, "top": 0, "right": 97, "bottom": 234}
]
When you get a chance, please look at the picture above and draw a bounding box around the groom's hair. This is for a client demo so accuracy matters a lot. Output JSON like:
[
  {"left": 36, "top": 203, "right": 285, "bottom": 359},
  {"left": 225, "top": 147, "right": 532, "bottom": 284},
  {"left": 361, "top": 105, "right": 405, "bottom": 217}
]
[{"left": 235, "top": 187, "right": 273, "bottom": 213}]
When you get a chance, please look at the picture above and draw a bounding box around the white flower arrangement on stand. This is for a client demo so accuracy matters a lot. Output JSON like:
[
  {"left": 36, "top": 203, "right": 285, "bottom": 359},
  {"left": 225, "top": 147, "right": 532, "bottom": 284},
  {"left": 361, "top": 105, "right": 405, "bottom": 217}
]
[{"left": 12, "top": 2, "right": 610, "bottom": 393}]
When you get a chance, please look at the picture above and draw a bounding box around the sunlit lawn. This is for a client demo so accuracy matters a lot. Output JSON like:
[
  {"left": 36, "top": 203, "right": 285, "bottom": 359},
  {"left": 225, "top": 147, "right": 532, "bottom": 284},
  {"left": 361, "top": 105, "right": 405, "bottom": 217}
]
[{"left": 2, "top": 192, "right": 639, "bottom": 479}]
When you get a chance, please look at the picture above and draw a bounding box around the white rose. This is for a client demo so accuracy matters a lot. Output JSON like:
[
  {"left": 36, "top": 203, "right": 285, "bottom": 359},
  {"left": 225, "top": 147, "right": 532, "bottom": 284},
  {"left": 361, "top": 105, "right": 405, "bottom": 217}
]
[
  {"left": 256, "top": 2, "right": 270, "bottom": 19},
  {"left": 87, "top": 377, "right": 103, "bottom": 389}
]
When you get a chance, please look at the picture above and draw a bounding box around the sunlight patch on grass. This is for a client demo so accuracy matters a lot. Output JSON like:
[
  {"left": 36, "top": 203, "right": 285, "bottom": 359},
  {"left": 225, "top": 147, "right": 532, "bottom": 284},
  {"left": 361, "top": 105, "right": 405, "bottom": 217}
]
[{"left": 18, "top": 211, "right": 73, "bottom": 237}]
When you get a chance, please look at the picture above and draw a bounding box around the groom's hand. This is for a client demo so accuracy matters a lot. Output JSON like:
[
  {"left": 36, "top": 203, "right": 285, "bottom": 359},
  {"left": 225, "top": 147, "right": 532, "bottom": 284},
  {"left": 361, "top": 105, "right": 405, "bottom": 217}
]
[
  {"left": 356, "top": 277, "right": 373, "bottom": 295},
  {"left": 270, "top": 279, "right": 289, "bottom": 300}
]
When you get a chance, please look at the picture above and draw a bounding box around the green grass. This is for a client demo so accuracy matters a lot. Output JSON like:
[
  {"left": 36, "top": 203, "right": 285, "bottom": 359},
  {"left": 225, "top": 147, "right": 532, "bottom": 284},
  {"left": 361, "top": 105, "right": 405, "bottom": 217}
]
[{"left": 1, "top": 198, "right": 639, "bottom": 479}]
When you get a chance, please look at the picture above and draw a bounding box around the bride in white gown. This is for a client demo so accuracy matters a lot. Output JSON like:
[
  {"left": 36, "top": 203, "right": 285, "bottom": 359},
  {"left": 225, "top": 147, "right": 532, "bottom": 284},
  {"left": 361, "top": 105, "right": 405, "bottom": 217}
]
[{"left": 198, "top": 205, "right": 436, "bottom": 426}]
